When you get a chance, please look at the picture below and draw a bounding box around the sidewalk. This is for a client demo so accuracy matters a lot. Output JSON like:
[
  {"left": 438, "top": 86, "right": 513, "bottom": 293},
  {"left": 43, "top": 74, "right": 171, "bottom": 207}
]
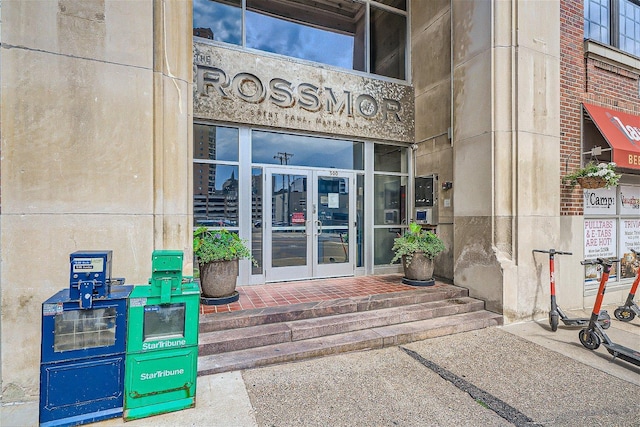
[{"left": 2, "top": 304, "right": 639, "bottom": 426}]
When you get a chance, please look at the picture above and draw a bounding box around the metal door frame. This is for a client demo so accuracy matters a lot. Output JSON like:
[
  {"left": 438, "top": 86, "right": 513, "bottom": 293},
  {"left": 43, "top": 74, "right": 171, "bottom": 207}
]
[{"left": 263, "top": 167, "right": 355, "bottom": 282}]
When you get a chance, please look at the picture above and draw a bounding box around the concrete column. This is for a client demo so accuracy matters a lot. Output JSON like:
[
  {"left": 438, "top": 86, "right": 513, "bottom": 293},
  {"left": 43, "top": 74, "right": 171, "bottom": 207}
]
[
  {"left": 152, "top": 0, "right": 194, "bottom": 270},
  {"left": 0, "top": 0, "right": 192, "bottom": 400},
  {"left": 452, "top": 0, "right": 560, "bottom": 321}
]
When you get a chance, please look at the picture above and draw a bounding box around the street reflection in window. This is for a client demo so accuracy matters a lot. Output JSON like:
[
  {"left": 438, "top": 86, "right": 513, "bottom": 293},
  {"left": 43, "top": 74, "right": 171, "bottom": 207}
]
[
  {"left": 252, "top": 131, "right": 364, "bottom": 170},
  {"left": 193, "top": 164, "right": 239, "bottom": 227},
  {"left": 194, "top": 124, "right": 238, "bottom": 161}
]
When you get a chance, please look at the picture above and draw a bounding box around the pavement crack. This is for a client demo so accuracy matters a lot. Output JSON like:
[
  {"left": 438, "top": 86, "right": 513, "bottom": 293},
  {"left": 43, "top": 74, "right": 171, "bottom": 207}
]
[{"left": 400, "top": 346, "right": 544, "bottom": 427}]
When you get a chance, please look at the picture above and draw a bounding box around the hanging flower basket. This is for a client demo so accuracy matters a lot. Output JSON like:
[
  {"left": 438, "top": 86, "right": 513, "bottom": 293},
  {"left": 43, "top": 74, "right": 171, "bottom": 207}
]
[
  {"left": 563, "top": 162, "right": 621, "bottom": 189},
  {"left": 576, "top": 176, "right": 607, "bottom": 189}
]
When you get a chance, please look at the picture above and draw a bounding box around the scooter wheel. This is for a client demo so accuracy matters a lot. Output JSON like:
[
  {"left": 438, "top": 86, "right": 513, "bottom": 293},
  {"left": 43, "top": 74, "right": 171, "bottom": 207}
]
[
  {"left": 599, "top": 311, "right": 611, "bottom": 329},
  {"left": 579, "top": 329, "right": 600, "bottom": 350},
  {"left": 614, "top": 307, "right": 635, "bottom": 322},
  {"left": 549, "top": 312, "right": 559, "bottom": 332}
]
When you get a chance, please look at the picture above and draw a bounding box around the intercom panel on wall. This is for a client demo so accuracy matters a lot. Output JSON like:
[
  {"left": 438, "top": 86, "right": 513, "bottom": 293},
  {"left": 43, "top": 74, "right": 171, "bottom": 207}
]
[{"left": 414, "top": 175, "right": 438, "bottom": 225}]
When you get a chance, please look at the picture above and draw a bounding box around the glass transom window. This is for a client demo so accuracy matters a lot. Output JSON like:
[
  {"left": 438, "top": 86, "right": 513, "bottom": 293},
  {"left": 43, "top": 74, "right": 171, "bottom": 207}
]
[{"left": 193, "top": 0, "right": 408, "bottom": 80}]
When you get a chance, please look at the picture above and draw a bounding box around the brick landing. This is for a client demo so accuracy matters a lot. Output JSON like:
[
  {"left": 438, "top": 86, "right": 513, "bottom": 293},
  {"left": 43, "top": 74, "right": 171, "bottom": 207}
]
[{"left": 200, "top": 274, "right": 440, "bottom": 314}]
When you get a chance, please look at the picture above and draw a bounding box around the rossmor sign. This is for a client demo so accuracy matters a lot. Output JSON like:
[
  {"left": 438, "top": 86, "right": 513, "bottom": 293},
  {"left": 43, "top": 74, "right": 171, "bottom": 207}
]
[{"left": 193, "top": 42, "right": 415, "bottom": 143}]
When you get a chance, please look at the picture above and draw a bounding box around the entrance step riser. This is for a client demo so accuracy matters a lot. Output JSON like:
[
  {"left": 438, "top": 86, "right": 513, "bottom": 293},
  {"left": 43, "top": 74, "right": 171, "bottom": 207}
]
[
  {"left": 197, "top": 311, "right": 502, "bottom": 376},
  {"left": 199, "top": 298, "right": 485, "bottom": 355},
  {"left": 198, "top": 301, "right": 358, "bottom": 334},
  {"left": 199, "top": 323, "right": 292, "bottom": 356},
  {"left": 293, "top": 299, "right": 485, "bottom": 342},
  {"left": 198, "top": 286, "right": 469, "bottom": 333},
  {"left": 377, "top": 313, "right": 503, "bottom": 347},
  {"left": 352, "top": 287, "right": 468, "bottom": 312}
]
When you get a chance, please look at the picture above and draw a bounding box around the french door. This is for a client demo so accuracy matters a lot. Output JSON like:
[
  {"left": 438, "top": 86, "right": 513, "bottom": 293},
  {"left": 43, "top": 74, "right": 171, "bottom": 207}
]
[{"left": 264, "top": 167, "right": 355, "bottom": 282}]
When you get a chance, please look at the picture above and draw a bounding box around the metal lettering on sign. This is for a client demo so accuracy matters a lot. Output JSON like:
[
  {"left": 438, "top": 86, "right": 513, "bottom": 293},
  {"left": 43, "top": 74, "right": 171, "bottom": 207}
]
[{"left": 193, "top": 43, "right": 414, "bottom": 143}]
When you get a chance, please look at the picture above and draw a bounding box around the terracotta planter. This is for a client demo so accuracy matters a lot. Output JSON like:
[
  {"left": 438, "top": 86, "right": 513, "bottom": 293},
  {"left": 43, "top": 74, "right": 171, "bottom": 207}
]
[
  {"left": 402, "top": 252, "right": 434, "bottom": 281},
  {"left": 199, "top": 259, "right": 239, "bottom": 298}
]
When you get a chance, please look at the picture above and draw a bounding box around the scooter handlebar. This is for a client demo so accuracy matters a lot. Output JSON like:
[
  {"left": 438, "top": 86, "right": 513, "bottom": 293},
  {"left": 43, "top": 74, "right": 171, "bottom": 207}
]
[{"left": 532, "top": 249, "right": 572, "bottom": 255}]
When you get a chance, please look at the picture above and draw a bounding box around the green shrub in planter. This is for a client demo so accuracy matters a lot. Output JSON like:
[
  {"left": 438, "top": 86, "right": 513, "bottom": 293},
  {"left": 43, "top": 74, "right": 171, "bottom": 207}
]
[
  {"left": 193, "top": 227, "right": 256, "bottom": 265},
  {"left": 391, "top": 222, "right": 445, "bottom": 266}
]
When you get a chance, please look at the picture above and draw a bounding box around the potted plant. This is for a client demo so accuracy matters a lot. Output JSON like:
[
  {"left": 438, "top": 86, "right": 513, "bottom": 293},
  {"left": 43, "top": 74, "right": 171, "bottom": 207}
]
[
  {"left": 391, "top": 222, "right": 445, "bottom": 285},
  {"left": 563, "top": 162, "right": 621, "bottom": 189},
  {"left": 193, "top": 227, "right": 256, "bottom": 304}
]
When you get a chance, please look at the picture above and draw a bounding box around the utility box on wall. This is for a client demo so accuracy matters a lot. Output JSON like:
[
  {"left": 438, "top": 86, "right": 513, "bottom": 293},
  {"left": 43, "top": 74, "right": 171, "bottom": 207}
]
[{"left": 414, "top": 175, "right": 438, "bottom": 225}]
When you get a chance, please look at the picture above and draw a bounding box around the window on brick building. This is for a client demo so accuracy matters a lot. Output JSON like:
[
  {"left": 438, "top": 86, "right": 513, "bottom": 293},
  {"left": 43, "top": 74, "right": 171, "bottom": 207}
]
[
  {"left": 584, "top": 0, "right": 640, "bottom": 57},
  {"left": 193, "top": 0, "right": 408, "bottom": 80}
]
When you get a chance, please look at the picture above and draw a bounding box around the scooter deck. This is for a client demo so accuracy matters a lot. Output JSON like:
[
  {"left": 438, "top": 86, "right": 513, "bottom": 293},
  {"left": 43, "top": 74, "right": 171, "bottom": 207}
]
[
  {"left": 561, "top": 310, "right": 610, "bottom": 327},
  {"left": 605, "top": 343, "right": 640, "bottom": 367},
  {"left": 561, "top": 318, "right": 589, "bottom": 326}
]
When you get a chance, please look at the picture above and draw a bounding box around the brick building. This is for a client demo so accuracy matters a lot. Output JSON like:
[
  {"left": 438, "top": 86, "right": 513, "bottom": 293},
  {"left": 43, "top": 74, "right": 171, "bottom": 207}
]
[{"left": 560, "top": 0, "right": 640, "bottom": 297}]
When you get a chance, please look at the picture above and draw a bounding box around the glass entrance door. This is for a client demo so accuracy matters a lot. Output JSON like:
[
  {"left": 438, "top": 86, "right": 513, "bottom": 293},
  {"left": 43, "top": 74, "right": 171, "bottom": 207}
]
[
  {"left": 264, "top": 168, "right": 354, "bottom": 282},
  {"left": 314, "top": 172, "right": 354, "bottom": 277},
  {"left": 264, "top": 169, "right": 311, "bottom": 282}
]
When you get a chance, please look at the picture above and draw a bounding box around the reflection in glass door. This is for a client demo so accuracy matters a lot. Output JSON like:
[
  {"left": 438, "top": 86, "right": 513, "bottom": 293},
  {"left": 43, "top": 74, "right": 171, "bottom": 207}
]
[
  {"left": 265, "top": 169, "right": 312, "bottom": 281},
  {"left": 315, "top": 172, "right": 354, "bottom": 278},
  {"left": 264, "top": 168, "right": 354, "bottom": 282}
]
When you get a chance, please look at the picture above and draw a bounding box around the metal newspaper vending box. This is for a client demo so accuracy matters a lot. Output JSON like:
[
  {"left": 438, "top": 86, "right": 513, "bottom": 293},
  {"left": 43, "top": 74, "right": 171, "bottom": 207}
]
[
  {"left": 39, "top": 251, "right": 132, "bottom": 427},
  {"left": 124, "top": 250, "right": 201, "bottom": 421}
]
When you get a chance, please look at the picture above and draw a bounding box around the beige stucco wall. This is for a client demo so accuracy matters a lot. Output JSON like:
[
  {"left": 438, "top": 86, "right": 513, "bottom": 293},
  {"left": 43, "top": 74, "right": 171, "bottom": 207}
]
[{"left": 0, "top": 0, "right": 193, "bottom": 401}]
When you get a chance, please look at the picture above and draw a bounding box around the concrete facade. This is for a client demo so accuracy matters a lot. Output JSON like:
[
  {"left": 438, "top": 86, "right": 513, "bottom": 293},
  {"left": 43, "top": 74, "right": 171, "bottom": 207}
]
[
  {"left": 451, "top": 0, "right": 562, "bottom": 318},
  {"left": 413, "top": 1, "right": 565, "bottom": 318},
  {"left": 1, "top": 0, "right": 193, "bottom": 401},
  {"left": 1, "top": 0, "right": 638, "bottom": 404}
]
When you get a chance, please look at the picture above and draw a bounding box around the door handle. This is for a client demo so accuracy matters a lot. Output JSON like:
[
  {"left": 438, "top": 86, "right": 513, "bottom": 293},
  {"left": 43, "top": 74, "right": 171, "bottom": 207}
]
[{"left": 316, "top": 220, "right": 322, "bottom": 235}]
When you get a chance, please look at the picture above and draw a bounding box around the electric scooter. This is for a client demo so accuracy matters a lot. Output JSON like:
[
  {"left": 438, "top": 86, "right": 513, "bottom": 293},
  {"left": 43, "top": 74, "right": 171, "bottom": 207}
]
[
  {"left": 533, "top": 249, "right": 610, "bottom": 331},
  {"left": 614, "top": 248, "right": 640, "bottom": 322},
  {"left": 578, "top": 257, "right": 640, "bottom": 367}
]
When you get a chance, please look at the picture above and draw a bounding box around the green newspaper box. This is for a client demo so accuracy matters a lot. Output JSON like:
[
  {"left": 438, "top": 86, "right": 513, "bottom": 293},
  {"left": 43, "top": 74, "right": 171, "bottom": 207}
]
[{"left": 124, "top": 250, "right": 201, "bottom": 421}]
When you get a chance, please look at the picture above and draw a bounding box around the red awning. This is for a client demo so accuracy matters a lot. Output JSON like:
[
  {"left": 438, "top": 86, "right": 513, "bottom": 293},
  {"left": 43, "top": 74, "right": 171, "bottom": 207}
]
[{"left": 583, "top": 103, "right": 640, "bottom": 170}]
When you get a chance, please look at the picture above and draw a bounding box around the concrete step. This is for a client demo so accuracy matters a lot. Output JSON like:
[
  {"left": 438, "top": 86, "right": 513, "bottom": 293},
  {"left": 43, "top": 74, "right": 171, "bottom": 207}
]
[
  {"left": 197, "top": 310, "right": 503, "bottom": 376},
  {"left": 199, "top": 297, "right": 485, "bottom": 355},
  {"left": 198, "top": 284, "right": 469, "bottom": 333}
]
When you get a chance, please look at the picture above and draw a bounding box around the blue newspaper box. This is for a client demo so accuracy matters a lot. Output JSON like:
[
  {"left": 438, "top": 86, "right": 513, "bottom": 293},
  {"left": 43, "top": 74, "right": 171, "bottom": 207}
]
[{"left": 39, "top": 251, "right": 132, "bottom": 426}]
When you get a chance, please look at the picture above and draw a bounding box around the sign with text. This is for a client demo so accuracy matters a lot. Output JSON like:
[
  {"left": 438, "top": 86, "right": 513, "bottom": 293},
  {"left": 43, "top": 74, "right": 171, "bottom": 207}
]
[
  {"left": 583, "top": 187, "right": 616, "bottom": 215},
  {"left": 583, "top": 103, "right": 640, "bottom": 170},
  {"left": 619, "top": 185, "right": 640, "bottom": 215},
  {"left": 193, "top": 42, "right": 415, "bottom": 143},
  {"left": 584, "top": 219, "right": 617, "bottom": 259},
  {"left": 619, "top": 218, "right": 640, "bottom": 279}
]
